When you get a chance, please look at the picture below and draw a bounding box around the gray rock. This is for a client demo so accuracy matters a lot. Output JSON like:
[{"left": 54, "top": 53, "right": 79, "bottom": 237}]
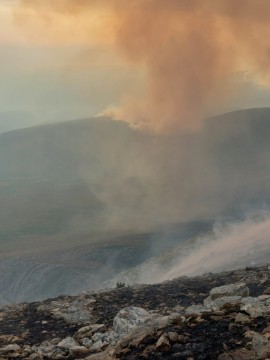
[
  {"left": 0, "top": 344, "right": 21, "bottom": 353},
  {"left": 235, "top": 313, "right": 250, "bottom": 324},
  {"left": 209, "top": 283, "right": 249, "bottom": 299},
  {"left": 168, "top": 313, "right": 185, "bottom": 324},
  {"left": 156, "top": 335, "right": 171, "bottom": 352},
  {"left": 57, "top": 337, "right": 78, "bottom": 350},
  {"left": 82, "top": 329, "right": 118, "bottom": 351},
  {"left": 204, "top": 296, "right": 242, "bottom": 310},
  {"left": 240, "top": 297, "right": 259, "bottom": 306},
  {"left": 31, "top": 341, "right": 67, "bottom": 359},
  {"left": 147, "top": 313, "right": 182, "bottom": 331},
  {"left": 82, "top": 338, "right": 93, "bottom": 348},
  {"left": 69, "top": 345, "right": 89, "bottom": 357},
  {"left": 113, "top": 307, "right": 151, "bottom": 335},
  {"left": 77, "top": 324, "right": 105, "bottom": 336},
  {"left": 241, "top": 303, "right": 270, "bottom": 318},
  {"left": 31, "top": 341, "right": 56, "bottom": 355},
  {"left": 219, "top": 349, "right": 255, "bottom": 360},
  {"left": 118, "top": 325, "right": 153, "bottom": 349},
  {"left": 51, "top": 298, "right": 93, "bottom": 325},
  {"left": 28, "top": 354, "right": 43, "bottom": 360},
  {"left": 244, "top": 330, "right": 257, "bottom": 340},
  {"left": 77, "top": 325, "right": 93, "bottom": 334},
  {"left": 251, "top": 332, "right": 270, "bottom": 357},
  {"left": 101, "top": 332, "right": 120, "bottom": 345},
  {"left": 84, "top": 350, "right": 113, "bottom": 360},
  {"left": 167, "top": 332, "right": 179, "bottom": 343},
  {"left": 50, "top": 338, "right": 62, "bottom": 345},
  {"left": 91, "top": 340, "right": 109, "bottom": 352},
  {"left": 92, "top": 333, "right": 107, "bottom": 343},
  {"left": 56, "top": 307, "right": 92, "bottom": 325},
  {"left": 151, "top": 315, "right": 171, "bottom": 330}
]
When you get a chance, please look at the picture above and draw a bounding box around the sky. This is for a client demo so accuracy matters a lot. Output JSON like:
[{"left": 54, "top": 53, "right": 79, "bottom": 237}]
[
  {"left": 0, "top": 0, "right": 270, "bottom": 131},
  {"left": 0, "top": 0, "right": 143, "bottom": 126}
]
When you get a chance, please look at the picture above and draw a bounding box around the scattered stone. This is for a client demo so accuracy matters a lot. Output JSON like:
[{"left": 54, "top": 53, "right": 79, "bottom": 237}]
[
  {"left": 156, "top": 335, "right": 171, "bottom": 352},
  {"left": 231, "top": 349, "right": 256, "bottom": 360},
  {"left": 82, "top": 338, "right": 93, "bottom": 348},
  {"left": 69, "top": 345, "right": 89, "bottom": 357},
  {"left": 113, "top": 307, "right": 151, "bottom": 335},
  {"left": 91, "top": 340, "right": 107, "bottom": 351},
  {"left": 167, "top": 332, "right": 179, "bottom": 343},
  {"left": 235, "top": 313, "right": 250, "bottom": 324},
  {"left": 51, "top": 298, "right": 93, "bottom": 325},
  {"left": 251, "top": 332, "right": 270, "bottom": 358},
  {"left": 2, "top": 265, "right": 270, "bottom": 360},
  {"left": 244, "top": 331, "right": 256, "bottom": 340},
  {"left": 219, "top": 349, "right": 255, "bottom": 360},
  {"left": 57, "top": 336, "right": 78, "bottom": 349},
  {"left": 0, "top": 344, "right": 21, "bottom": 353},
  {"left": 77, "top": 324, "right": 105, "bottom": 337},
  {"left": 209, "top": 283, "right": 249, "bottom": 300},
  {"left": 84, "top": 350, "right": 113, "bottom": 360},
  {"left": 119, "top": 325, "right": 153, "bottom": 348},
  {"left": 204, "top": 295, "right": 242, "bottom": 310},
  {"left": 241, "top": 302, "right": 270, "bottom": 318},
  {"left": 240, "top": 297, "right": 259, "bottom": 306}
]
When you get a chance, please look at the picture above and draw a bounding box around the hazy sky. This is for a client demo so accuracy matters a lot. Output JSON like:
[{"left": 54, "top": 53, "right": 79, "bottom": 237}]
[
  {"left": 0, "top": 0, "right": 143, "bottom": 125},
  {"left": 0, "top": 0, "right": 270, "bottom": 131}
]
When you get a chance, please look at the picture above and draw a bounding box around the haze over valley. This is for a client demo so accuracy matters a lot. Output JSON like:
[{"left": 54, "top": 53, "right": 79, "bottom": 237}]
[{"left": 1, "top": 109, "right": 270, "bottom": 304}]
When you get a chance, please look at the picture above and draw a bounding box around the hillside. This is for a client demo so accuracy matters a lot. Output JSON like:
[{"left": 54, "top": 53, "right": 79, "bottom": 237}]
[
  {"left": 1, "top": 108, "right": 270, "bottom": 304},
  {"left": 1, "top": 265, "right": 270, "bottom": 359},
  {"left": 0, "top": 111, "right": 36, "bottom": 134},
  {"left": 1, "top": 108, "right": 270, "bottom": 243}
]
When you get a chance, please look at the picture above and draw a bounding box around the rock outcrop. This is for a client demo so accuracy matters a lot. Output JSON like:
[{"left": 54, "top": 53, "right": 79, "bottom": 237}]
[{"left": 1, "top": 265, "right": 270, "bottom": 359}]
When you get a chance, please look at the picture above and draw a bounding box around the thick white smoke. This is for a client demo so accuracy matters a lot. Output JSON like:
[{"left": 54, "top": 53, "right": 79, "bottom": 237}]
[
  {"left": 106, "top": 213, "right": 270, "bottom": 287},
  {"left": 162, "top": 213, "right": 270, "bottom": 280}
]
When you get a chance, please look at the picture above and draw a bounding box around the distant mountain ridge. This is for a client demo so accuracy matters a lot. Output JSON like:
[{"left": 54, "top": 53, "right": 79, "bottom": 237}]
[
  {"left": 0, "top": 111, "right": 37, "bottom": 134},
  {"left": 1, "top": 108, "right": 270, "bottom": 240}
]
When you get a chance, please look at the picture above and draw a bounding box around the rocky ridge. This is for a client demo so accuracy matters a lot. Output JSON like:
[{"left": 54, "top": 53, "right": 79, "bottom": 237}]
[{"left": 2, "top": 265, "right": 270, "bottom": 359}]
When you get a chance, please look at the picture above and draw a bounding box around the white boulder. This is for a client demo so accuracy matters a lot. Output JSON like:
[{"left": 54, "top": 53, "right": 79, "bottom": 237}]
[
  {"left": 209, "top": 283, "right": 249, "bottom": 299},
  {"left": 113, "top": 307, "right": 151, "bottom": 336}
]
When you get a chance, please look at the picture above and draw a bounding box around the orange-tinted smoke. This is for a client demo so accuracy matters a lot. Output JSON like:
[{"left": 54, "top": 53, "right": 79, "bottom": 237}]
[{"left": 14, "top": 0, "right": 270, "bottom": 132}]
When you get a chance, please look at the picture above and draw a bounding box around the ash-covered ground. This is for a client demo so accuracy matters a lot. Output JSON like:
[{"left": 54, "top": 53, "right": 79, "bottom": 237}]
[{"left": 2, "top": 265, "right": 270, "bottom": 359}]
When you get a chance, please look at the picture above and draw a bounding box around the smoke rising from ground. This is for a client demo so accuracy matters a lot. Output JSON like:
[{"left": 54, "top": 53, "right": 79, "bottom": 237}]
[
  {"left": 106, "top": 212, "right": 270, "bottom": 287},
  {"left": 162, "top": 213, "right": 270, "bottom": 280},
  {"left": 14, "top": 0, "right": 270, "bottom": 132}
]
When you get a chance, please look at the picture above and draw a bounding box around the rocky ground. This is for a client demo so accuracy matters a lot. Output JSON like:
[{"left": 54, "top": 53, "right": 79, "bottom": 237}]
[{"left": 2, "top": 265, "right": 270, "bottom": 359}]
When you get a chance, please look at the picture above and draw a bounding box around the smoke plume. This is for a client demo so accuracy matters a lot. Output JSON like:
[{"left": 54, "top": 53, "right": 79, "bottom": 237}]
[
  {"left": 162, "top": 213, "right": 270, "bottom": 280},
  {"left": 14, "top": 0, "right": 270, "bottom": 131},
  {"left": 105, "top": 212, "right": 270, "bottom": 287}
]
